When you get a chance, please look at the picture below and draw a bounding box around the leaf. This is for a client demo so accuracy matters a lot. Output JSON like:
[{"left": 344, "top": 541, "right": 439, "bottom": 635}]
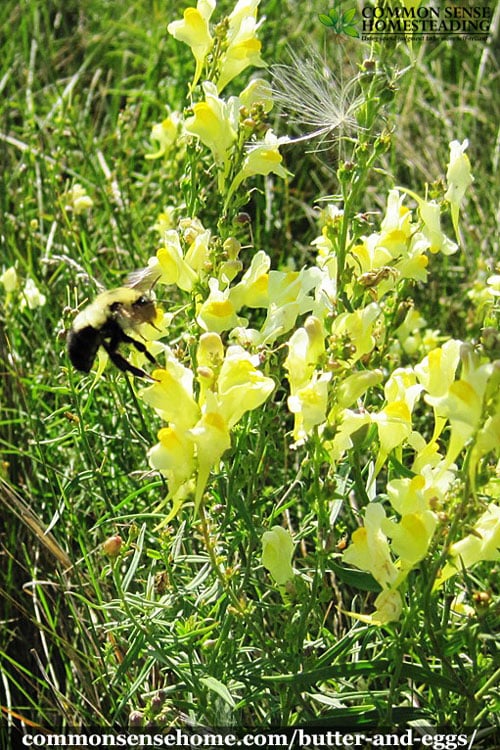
[
  {"left": 319, "top": 13, "right": 335, "bottom": 26},
  {"left": 199, "top": 676, "right": 236, "bottom": 708},
  {"left": 343, "top": 24, "right": 360, "bottom": 37},
  {"left": 342, "top": 7, "right": 358, "bottom": 24},
  {"left": 330, "top": 561, "right": 382, "bottom": 592}
]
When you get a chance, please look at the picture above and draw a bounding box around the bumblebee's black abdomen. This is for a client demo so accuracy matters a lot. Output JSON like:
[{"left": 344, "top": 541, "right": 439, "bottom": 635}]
[{"left": 67, "top": 325, "right": 101, "bottom": 372}]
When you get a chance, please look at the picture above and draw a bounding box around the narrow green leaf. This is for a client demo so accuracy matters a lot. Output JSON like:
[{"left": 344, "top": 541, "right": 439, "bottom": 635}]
[{"left": 199, "top": 676, "right": 236, "bottom": 708}]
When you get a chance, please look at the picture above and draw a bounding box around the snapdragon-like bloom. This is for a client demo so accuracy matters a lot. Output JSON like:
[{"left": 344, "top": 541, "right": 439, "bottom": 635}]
[
  {"left": 444, "top": 139, "right": 474, "bottom": 240},
  {"left": 156, "top": 231, "right": 198, "bottom": 292},
  {"left": 387, "top": 475, "right": 429, "bottom": 516},
  {"left": 141, "top": 351, "right": 200, "bottom": 429},
  {"left": 216, "top": 345, "right": 275, "bottom": 427},
  {"left": 424, "top": 344, "right": 494, "bottom": 465},
  {"left": 372, "top": 368, "right": 423, "bottom": 462},
  {"left": 434, "top": 503, "right": 500, "bottom": 587},
  {"left": 148, "top": 425, "right": 196, "bottom": 497},
  {"left": 143, "top": 338, "right": 274, "bottom": 517},
  {"left": 345, "top": 588, "right": 403, "bottom": 626},
  {"left": 197, "top": 278, "right": 245, "bottom": 333},
  {"left": 146, "top": 112, "right": 181, "bottom": 159},
  {"left": 418, "top": 198, "right": 458, "bottom": 256},
  {"left": 330, "top": 302, "right": 381, "bottom": 363},
  {"left": 229, "top": 250, "right": 270, "bottom": 310},
  {"left": 184, "top": 81, "right": 239, "bottom": 185},
  {"left": 288, "top": 371, "right": 331, "bottom": 445},
  {"left": 415, "top": 339, "right": 462, "bottom": 401},
  {"left": 259, "top": 266, "right": 324, "bottom": 344},
  {"left": 217, "top": 0, "right": 265, "bottom": 92},
  {"left": 167, "top": 0, "right": 215, "bottom": 88},
  {"left": 262, "top": 526, "right": 294, "bottom": 585},
  {"left": 382, "top": 510, "right": 437, "bottom": 567},
  {"left": 239, "top": 77, "right": 273, "bottom": 113},
  {"left": 188, "top": 401, "right": 232, "bottom": 511},
  {"left": 343, "top": 503, "right": 398, "bottom": 590},
  {"left": 227, "top": 130, "right": 291, "bottom": 199},
  {"left": 284, "top": 316, "right": 326, "bottom": 394},
  {"left": 325, "top": 409, "right": 371, "bottom": 465},
  {"left": 336, "top": 369, "right": 383, "bottom": 410}
]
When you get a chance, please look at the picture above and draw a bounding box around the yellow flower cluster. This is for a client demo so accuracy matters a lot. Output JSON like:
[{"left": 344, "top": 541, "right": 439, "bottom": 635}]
[
  {"left": 143, "top": 334, "right": 274, "bottom": 519},
  {"left": 142, "top": 1, "right": 499, "bottom": 618}
]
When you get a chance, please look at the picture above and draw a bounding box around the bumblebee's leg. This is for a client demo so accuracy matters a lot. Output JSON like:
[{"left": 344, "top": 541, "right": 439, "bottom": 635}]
[
  {"left": 101, "top": 339, "right": 157, "bottom": 379},
  {"left": 102, "top": 343, "right": 149, "bottom": 377},
  {"left": 119, "top": 331, "right": 158, "bottom": 365}
]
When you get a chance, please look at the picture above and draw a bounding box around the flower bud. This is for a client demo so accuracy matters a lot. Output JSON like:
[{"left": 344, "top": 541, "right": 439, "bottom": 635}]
[{"left": 262, "top": 527, "right": 294, "bottom": 585}]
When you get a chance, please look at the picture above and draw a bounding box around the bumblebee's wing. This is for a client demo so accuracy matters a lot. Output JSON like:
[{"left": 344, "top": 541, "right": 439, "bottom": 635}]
[{"left": 125, "top": 263, "right": 161, "bottom": 292}]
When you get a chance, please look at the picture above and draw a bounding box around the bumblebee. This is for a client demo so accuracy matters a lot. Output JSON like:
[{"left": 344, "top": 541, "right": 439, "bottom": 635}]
[{"left": 67, "top": 271, "right": 160, "bottom": 379}]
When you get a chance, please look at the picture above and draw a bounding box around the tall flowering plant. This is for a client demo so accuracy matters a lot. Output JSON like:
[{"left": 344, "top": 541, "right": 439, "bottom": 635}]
[{"left": 134, "top": 0, "right": 499, "bottom": 636}]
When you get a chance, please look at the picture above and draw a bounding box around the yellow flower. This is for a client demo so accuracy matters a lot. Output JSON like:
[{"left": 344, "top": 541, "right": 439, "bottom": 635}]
[
  {"left": 288, "top": 371, "right": 331, "bottom": 445},
  {"left": 216, "top": 345, "right": 274, "bottom": 427},
  {"left": 228, "top": 130, "right": 290, "bottom": 199},
  {"left": 141, "top": 351, "right": 200, "bottom": 429},
  {"left": 424, "top": 345, "right": 494, "bottom": 465},
  {"left": 217, "top": 0, "right": 265, "bottom": 92},
  {"left": 188, "top": 403, "right": 232, "bottom": 511},
  {"left": 331, "top": 302, "right": 381, "bottom": 363},
  {"left": 197, "top": 278, "right": 244, "bottom": 333},
  {"left": 418, "top": 199, "right": 458, "bottom": 255},
  {"left": 343, "top": 589, "right": 403, "bottom": 626},
  {"left": 229, "top": 250, "right": 270, "bottom": 310},
  {"left": 444, "top": 139, "right": 474, "bottom": 240},
  {"left": 387, "top": 475, "right": 428, "bottom": 516},
  {"left": 146, "top": 113, "right": 181, "bottom": 159},
  {"left": 262, "top": 526, "right": 294, "bottom": 585},
  {"left": 372, "top": 367, "right": 423, "bottom": 467},
  {"left": 382, "top": 510, "right": 437, "bottom": 566},
  {"left": 259, "top": 266, "right": 323, "bottom": 344},
  {"left": 470, "top": 414, "right": 500, "bottom": 477},
  {"left": 197, "top": 331, "right": 225, "bottom": 370},
  {"left": 148, "top": 425, "right": 196, "bottom": 496},
  {"left": 373, "top": 400, "right": 412, "bottom": 456},
  {"left": 371, "top": 589, "right": 403, "bottom": 624},
  {"left": 325, "top": 409, "right": 371, "bottom": 465},
  {"left": 337, "top": 369, "right": 383, "bottom": 410},
  {"left": 184, "top": 81, "right": 238, "bottom": 186},
  {"left": 167, "top": 0, "right": 215, "bottom": 88},
  {"left": 343, "top": 503, "right": 398, "bottom": 590},
  {"left": 153, "top": 208, "right": 177, "bottom": 235},
  {"left": 380, "top": 189, "right": 413, "bottom": 241},
  {"left": 239, "top": 77, "right": 273, "bottom": 113},
  {"left": 184, "top": 227, "right": 211, "bottom": 274},
  {"left": 434, "top": 503, "right": 500, "bottom": 587},
  {"left": 414, "top": 339, "right": 462, "bottom": 399},
  {"left": 284, "top": 316, "right": 326, "bottom": 394},
  {"left": 156, "top": 231, "right": 198, "bottom": 292}
]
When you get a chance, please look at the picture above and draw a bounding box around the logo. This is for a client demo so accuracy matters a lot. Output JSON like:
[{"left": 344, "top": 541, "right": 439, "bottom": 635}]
[
  {"left": 319, "top": 2, "right": 360, "bottom": 37},
  {"left": 319, "top": 2, "right": 492, "bottom": 42}
]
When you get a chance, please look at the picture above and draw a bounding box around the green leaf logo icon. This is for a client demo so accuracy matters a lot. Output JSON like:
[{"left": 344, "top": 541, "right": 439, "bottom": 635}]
[{"left": 319, "top": 3, "right": 359, "bottom": 36}]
